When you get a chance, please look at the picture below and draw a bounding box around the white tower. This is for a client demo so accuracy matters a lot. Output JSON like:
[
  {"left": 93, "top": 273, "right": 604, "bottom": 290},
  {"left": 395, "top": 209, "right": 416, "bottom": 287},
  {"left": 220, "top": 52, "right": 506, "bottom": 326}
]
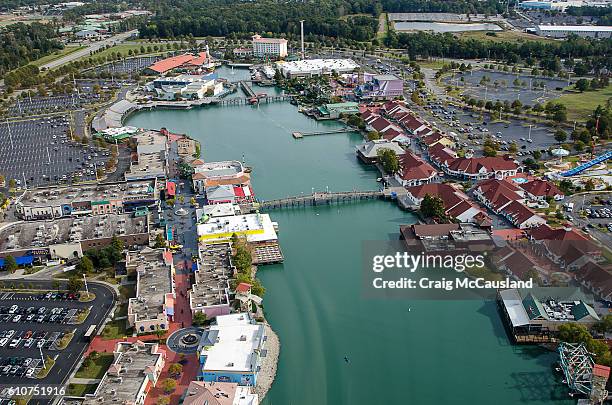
[{"left": 300, "top": 20, "right": 305, "bottom": 60}]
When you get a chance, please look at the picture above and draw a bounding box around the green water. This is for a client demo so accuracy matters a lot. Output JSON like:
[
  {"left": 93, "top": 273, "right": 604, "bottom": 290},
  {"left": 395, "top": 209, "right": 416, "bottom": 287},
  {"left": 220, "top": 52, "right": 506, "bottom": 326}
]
[{"left": 126, "top": 83, "right": 572, "bottom": 404}]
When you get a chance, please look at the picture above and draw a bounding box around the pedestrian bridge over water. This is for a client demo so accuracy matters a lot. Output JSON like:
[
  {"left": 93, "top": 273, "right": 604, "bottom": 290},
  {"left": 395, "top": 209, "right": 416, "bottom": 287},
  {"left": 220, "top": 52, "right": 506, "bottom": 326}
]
[{"left": 257, "top": 189, "right": 405, "bottom": 210}]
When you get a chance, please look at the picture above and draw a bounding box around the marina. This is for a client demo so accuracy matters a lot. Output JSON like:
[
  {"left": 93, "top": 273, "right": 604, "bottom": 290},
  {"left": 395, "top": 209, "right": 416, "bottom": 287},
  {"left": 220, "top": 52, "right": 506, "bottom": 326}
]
[{"left": 125, "top": 92, "right": 572, "bottom": 405}]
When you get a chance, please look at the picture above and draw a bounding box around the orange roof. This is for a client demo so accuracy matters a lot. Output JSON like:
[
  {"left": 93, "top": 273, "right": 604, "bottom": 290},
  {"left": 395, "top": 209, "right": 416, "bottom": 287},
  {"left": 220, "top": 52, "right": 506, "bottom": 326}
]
[
  {"left": 236, "top": 282, "right": 252, "bottom": 293},
  {"left": 593, "top": 364, "right": 611, "bottom": 379},
  {"left": 148, "top": 54, "right": 198, "bottom": 74},
  {"left": 184, "top": 51, "right": 208, "bottom": 66}
]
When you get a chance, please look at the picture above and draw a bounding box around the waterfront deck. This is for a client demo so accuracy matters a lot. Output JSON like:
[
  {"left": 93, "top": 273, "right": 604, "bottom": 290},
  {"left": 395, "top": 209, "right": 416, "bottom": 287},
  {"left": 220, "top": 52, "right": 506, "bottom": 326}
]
[{"left": 252, "top": 242, "right": 284, "bottom": 264}]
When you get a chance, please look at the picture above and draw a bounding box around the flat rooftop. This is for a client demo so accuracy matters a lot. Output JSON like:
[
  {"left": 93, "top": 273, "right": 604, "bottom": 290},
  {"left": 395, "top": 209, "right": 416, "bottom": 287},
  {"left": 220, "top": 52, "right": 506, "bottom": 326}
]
[
  {"left": 194, "top": 160, "right": 244, "bottom": 178},
  {"left": 197, "top": 213, "right": 278, "bottom": 243},
  {"left": 190, "top": 243, "right": 234, "bottom": 310},
  {"left": 0, "top": 214, "right": 148, "bottom": 252},
  {"left": 277, "top": 58, "right": 359, "bottom": 73},
  {"left": 199, "top": 313, "right": 264, "bottom": 373},
  {"left": 128, "top": 248, "right": 173, "bottom": 322},
  {"left": 84, "top": 341, "right": 163, "bottom": 405},
  {"left": 17, "top": 181, "right": 156, "bottom": 208},
  {"left": 195, "top": 203, "right": 241, "bottom": 220}
]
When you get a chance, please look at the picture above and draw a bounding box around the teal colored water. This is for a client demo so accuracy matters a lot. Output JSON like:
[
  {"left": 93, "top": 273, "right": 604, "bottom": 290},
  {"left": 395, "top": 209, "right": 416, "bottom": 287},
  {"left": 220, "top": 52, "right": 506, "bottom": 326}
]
[{"left": 125, "top": 81, "right": 571, "bottom": 404}]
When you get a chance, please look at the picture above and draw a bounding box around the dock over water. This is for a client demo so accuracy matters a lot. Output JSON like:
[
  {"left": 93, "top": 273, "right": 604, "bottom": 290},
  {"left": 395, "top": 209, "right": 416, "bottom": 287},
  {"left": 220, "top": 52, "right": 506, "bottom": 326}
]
[{"left": 292, "top": 127, "right": 359, "bottom": 139}]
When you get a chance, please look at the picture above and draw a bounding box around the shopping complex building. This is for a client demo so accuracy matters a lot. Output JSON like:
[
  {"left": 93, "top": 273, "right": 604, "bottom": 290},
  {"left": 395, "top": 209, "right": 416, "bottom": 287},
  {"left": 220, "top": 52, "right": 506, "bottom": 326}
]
[
  {"left": 197, "top": 313, "right": 266, "bottom": 386},
  {"left": 15, "top": 180, "right": 158, "bottom": 220},
  {"left": 127, "top": 247, "right": 176, "bottom": 333},
  {"left": 83, "top": 341, "right": 166, "bottom": 405}
]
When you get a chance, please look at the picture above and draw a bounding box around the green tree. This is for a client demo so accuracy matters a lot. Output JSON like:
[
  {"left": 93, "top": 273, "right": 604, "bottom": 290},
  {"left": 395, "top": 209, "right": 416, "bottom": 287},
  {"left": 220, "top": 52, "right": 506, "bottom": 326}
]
[
  {"left": 192, "top": 311, "right": 207, "bottom": 326},
  {"left": 154, "top": 233, "right": 166, "bottom": 248},
  {"left": 575, "top": 78, "right": 589, "bottom": 92},
  {"left": 509, "top": 141, "right": 518, "bottom": 154},
  {"left": 67, "top": 276, "right": 83, "bottom": 293},
  {"left": 3, "top": 255, "right": 17, "bottom": 273},
  {"left": 168, "top": 363, "right": 183, "bottom": 376},
  {"left": 376, "top": 148, "right": 400, "bottom": 173},
  {"left": 76, "top": 256, "right": 94, "bottom": 274},
  {"left": 420, "top": 194, "right": 446, "bottom": 219},
  {"left": 161, "top": 379, "right": 176, "bottom": 394},
  {"left": 366, "top": 131, "right": 381, "bottom": 141},
  {"left": 554, "top": 129, "right": 567, "bottom": 143},
  {"left": 157, "top": 397, "right": 170, "bottom": 405}
]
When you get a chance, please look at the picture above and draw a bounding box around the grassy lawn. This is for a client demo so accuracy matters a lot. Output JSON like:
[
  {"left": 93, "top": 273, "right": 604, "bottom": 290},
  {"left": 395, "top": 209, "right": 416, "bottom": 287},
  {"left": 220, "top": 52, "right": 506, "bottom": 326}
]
[
  {"left": 459, "top": 30, "right": 556, "bottom": 44},
  {"left": 416, "top": 59, "right": 448, "bottom": 70},
  {"left": 101, "top": 319, "right": 130, "bottom": 340},
  {"left": 74, "top": 43, "right": 170, "bottom": 63},
  {"left": 75, "top": 353, "right": 114, "bottom": 379},
  {"left": 67, "top": 383, "right": 98, "bottom": 397},
  {"left": 31, "top": 46, "right": 85, "bottom": 67},
  {"left": 558, "top": 85, "right": 612, "bottom": 121}
]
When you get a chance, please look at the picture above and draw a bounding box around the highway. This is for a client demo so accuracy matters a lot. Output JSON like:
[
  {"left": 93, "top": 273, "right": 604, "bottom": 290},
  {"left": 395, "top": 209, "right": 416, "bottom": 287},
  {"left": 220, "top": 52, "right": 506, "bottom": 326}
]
[{"left": 41, "top": 30, "right": 138, "bottom": 70}]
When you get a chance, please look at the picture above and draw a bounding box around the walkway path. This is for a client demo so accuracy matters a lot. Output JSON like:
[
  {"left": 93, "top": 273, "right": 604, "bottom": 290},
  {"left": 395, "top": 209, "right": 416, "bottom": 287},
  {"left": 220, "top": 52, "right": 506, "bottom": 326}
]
[{"left": 255, "top": 324, "right": 280, "bottom": 399}]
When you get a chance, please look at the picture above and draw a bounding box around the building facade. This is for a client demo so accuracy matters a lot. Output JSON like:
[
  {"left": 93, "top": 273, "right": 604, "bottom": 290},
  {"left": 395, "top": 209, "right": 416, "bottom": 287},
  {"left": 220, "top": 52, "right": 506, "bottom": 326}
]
[{"left": 252, "top": 35, "right": 288, "bottom": 58}]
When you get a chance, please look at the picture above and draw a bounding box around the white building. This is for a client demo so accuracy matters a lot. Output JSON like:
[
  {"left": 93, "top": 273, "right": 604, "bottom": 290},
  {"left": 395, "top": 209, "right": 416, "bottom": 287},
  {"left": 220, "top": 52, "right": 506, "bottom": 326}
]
[
  {"left": 197, "top": 213, "right": 278, "bottom": 244},
  {"left": 197, "top": 313, "right": 266, "bottom": 386},
  {"left": 252, "top": 35, "right": 288, "bottom": 58},
  {"left": 535, "top": 25, "right": 612, "bottom": 38},
  {"left": 276, "top": 59, "right": 359, "bottom": 78},
  {"left": 149, "top": 74, "right": 224, "bottom": 100}
]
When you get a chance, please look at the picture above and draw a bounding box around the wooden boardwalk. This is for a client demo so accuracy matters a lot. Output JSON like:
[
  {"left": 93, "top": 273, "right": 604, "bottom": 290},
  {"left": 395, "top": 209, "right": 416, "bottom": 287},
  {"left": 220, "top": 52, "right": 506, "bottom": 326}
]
[{"left": 258, "top": 190, "right": 383, "bottom": 209}]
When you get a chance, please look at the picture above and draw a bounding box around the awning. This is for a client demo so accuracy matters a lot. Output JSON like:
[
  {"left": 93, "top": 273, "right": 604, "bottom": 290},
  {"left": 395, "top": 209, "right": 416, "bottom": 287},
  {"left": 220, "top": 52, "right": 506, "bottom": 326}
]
[{"left": 500, "top": 289, "right": 530, "bottom": 327}]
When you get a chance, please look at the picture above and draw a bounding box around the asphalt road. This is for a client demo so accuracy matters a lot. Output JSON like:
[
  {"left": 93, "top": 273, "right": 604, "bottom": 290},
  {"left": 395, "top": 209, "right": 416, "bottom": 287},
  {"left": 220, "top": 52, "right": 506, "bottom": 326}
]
[
  {"left": 567, "top": 192, "right": 612, "bottom": 248},
  {"left": 0, "top": 280, "right": 116, "bottom": 405},
  {"left": 41, "top": 30, "right": 138, "bottom": 71}
]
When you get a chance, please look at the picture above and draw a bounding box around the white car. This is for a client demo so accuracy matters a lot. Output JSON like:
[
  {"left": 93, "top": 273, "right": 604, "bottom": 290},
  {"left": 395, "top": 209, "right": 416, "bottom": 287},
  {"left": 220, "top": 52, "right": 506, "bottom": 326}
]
[{"left": 0, "top": 338, "right": 8, "bottom": 347}]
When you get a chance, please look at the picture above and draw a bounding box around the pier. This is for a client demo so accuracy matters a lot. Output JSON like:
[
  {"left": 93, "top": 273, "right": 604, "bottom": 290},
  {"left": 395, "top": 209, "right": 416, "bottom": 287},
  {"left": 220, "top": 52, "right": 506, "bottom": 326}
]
[
  {"left": 292, "top": 127, "right": 359, "bottom": 139},
  {"left": 219, "top": 95, "right": 291, "bottom": 106},
  {"left": 258, "top": 190, "right": 384, "bottom": 209},
  {"left": 239, "top": 81, "right": 257, "bottom": 98}
]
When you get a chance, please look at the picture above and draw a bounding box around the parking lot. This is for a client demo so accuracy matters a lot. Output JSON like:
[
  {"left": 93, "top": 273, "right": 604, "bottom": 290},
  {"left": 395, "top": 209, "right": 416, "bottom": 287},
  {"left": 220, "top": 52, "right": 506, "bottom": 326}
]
[
  {"left": 427, "top": 104, "right": 557, "bottom": 157},
  {"left": 0, "top": 116, "right": 111, "bottom": 188},
  {"left": 0, "top": 281, "right": 115, "bottom": 405},
  {"left": 91, "top": 56, "right": 160, "bottom": 76},
  {"left": 8, "top": 94, "right": 102, "bottom": 117},
  {"left": 445, "top": 70, "right": 570, "bottom": 105}
]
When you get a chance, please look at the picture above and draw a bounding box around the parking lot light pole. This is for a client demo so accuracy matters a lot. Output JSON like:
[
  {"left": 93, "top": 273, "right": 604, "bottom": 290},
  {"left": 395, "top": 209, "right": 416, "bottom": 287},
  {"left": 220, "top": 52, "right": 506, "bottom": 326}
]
[
  {"left": 6, "top": 119, "right": 13, "bottom": 149},
  {"left": 83, "top": 273, "right": 89, "bottom": 296},
  {"left": 39, "top": 346, "right": 45, "bottom": 369}
]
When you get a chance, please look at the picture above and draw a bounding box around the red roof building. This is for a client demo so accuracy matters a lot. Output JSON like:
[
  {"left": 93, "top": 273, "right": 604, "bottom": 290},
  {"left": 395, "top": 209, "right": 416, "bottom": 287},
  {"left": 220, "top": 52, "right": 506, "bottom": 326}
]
[
  {"left": 146, "top": 52, "right": 209, "bottom": 74},
  {"left": 519, "top": 179, "right": 564, "bottom": 201},
  {"left": 395, "top": 152, "right": 438, "bottom": 187},
  {"left": 406, "top": 183, "right": 489, "bottom": 224}
]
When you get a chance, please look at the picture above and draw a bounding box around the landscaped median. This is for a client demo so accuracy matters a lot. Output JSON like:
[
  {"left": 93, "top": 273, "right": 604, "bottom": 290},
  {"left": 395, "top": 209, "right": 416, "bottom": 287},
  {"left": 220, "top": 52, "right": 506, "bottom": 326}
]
[
  {"left": 55, "top": 330, "right": 75, "bottom": 350},
  {"left": 79, "top": 291, "right": 96, "bottom": 302},
  {"left": 36, "top": 355, "right": 57, "bottom": 379},
  {"left": 73, "top": 307, "right": 92, "bottom": 324}
]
